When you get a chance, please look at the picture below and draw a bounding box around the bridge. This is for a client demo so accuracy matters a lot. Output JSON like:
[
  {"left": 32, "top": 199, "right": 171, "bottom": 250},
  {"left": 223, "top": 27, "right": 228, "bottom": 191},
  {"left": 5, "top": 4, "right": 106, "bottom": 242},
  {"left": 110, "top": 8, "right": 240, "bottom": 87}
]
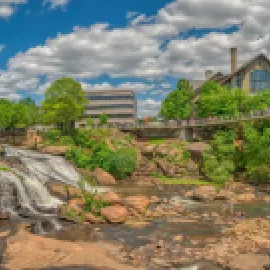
[{"left": 119, "top": 110, "right": 270, "bottom": 141}]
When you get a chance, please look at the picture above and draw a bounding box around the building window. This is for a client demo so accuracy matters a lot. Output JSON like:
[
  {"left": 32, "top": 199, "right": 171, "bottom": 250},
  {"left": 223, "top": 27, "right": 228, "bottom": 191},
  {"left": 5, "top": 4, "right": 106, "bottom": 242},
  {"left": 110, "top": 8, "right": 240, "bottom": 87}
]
[
  {"left": 250, "top": 69, "right": 270, "bottom": 93},
  {"left": 236, "top": 75, "right": 242, "bottom": 88},
  {"left": 87, "top": 95, "right": 134, "bottom": 101},
  {"left": 89, "top": 114, "right": 135, "bottom": 119},
  {"left": 86, "top": 104, "right": 134, "bottom": 110}
]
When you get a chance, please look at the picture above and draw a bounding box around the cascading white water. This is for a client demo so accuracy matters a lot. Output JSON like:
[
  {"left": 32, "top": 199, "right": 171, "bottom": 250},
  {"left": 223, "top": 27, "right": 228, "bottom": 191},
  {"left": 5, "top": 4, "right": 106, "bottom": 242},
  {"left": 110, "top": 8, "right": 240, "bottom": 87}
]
[{"left": 0, "top": 146, "right": 96, "bottom": 233}]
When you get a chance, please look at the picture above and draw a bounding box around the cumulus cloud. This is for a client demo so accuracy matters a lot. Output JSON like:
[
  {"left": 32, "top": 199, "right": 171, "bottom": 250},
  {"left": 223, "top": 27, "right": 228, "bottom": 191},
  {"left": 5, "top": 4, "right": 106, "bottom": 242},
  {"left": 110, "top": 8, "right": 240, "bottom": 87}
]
[
  {"left": 0, "top": 0, "right": 27, "bottom": 18},
  {"left": 137, "top": 99, "right": 161, "bottom": 117},
  {"left": 2, "top": 0, "right": 270, "bottom": 100},
  {"left": 43, "top": 0, "right": 69, "bottom": 9}
]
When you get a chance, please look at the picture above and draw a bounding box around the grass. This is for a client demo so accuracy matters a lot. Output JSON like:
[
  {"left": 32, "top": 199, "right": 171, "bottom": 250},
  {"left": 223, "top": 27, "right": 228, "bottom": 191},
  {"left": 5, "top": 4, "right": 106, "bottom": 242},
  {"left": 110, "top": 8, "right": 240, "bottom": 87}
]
[
  {"left": 156, "top": 176, "right": 221, "bottom": 187},
  {"left": 0, "top": 166, "right": 10, "bottom": 172},
  {"left": 148, "top": 138, "right": 166, "bottom": 145}
]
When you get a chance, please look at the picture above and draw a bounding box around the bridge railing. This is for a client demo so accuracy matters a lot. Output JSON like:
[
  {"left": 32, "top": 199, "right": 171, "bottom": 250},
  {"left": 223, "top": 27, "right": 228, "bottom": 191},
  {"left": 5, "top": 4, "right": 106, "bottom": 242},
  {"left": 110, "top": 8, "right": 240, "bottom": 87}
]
[
  {"left": 118, "top": 108, "right": 270, "bottom": 129},
  {"left": 83, "top": 108, "right": 270, "bottom": 130}
]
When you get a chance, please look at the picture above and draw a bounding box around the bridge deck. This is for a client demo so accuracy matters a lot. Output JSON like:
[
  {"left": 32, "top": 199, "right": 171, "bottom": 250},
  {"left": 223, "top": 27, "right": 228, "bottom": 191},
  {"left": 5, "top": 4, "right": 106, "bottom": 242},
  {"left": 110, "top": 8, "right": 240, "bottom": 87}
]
[{"left": 120, "top": 112, "right": 270, "bottom": 131}]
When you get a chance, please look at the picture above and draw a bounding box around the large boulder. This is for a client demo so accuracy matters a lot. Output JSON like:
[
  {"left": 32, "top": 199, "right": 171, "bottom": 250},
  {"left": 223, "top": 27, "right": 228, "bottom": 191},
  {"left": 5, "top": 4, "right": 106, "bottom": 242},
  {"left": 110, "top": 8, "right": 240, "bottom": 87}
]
[
  {"left": 92, "top": 168, "right": 116, "bottom": 185},
  {"left": 227, "top": 253, "right": 270, "bottom": 270},
  {"left": 101, "top": 205, "right": 128, "bottom": 223},
  {"left": 99, "top": 191, "right": 123, "bottom": 205},
  {"left": 84, "top": 212, "right": 105, "bottom": 224},
  {"left": 67, "top": 198, "right": 85, "bottom": 215},
  {"left": 124, "top": 196, "right": 150, "bottom": 212},
  {"left": 236, "top": 193, "right": 256, "bottom": 202},
  {"left": 189, "top": 186, "right": 217, "bottom": 201},
  {"left": 42, "top": 146, "right": 70, "bottom": 155},
  {"left": 47, "top": 181, "right": 81, "bottom": 200}
]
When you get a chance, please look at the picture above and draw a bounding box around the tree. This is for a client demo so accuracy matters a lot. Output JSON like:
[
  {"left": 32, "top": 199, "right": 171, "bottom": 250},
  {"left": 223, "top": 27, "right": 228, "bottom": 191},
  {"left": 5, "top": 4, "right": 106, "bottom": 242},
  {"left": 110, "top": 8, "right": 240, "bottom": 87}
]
[
  {"left": 0, "top": 99, "right": 16, "bottom": 129},
  {"left": 160, "top": 79, "right": 194, "bottom": 120},
  {"left": 41, "top": 78, "right": 88, "bottom": 134},
  {"left": 18, "top": 97, "right": 41, "bottom": 126},
  {"left": 99, "top": 113, "right": 108, "bottom": 125},
  {"left": 196, "top": 81, "right": 247, "bottom": 117}
]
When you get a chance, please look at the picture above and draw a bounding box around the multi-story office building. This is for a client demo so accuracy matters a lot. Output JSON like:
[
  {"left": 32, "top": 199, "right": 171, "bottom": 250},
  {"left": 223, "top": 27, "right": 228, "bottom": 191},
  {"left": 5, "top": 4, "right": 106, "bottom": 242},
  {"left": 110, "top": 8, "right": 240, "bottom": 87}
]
[{"left": 77, "top": 89, "right": 137, "bottom": 127}]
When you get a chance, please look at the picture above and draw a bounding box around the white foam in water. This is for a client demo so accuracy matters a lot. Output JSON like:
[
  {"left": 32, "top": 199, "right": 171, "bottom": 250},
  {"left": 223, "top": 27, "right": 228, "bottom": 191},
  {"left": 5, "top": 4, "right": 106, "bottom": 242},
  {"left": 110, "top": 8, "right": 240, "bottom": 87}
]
[{"left": 0, "top": 146, "right": 97, "bottom": 231}]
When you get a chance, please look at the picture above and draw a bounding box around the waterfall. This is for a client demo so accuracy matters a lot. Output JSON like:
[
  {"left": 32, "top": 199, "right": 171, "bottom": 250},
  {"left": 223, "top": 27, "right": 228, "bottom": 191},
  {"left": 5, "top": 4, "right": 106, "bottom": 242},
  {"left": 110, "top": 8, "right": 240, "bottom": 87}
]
[{"left": 0, "top": 146, "right": 94, "bottom": 233}]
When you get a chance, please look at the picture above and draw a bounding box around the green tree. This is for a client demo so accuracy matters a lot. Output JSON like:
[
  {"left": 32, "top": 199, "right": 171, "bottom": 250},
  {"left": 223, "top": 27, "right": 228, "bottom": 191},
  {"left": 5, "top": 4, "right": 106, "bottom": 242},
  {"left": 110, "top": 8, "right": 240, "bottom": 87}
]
[
  {"left": 0, "top": 99, "right": 16, "bottom": 129},
  {"left": 41, "top": 78, "right": 88, "bottom": 134},
  {"left": 243, "top": 123, "right": 270, "bottom": 184},
  {"left": 196, "top": 81, "right": 248, "bottom": 117},
  {"left": 99, "top": 113, "right": 108, "bottom": 125},
  {"left": 160, "top": 79, "right": 194, "bottom": 120},
  {"left": 18, "top": 97, "right": 41, "bottom": 126}
]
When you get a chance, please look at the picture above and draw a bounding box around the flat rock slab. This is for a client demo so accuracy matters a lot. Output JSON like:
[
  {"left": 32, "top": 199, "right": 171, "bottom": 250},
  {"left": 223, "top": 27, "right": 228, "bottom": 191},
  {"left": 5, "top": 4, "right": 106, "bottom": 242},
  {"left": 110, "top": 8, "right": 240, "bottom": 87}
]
[{"left": 228, "top": 253, "right": 270, "bottom": 270}]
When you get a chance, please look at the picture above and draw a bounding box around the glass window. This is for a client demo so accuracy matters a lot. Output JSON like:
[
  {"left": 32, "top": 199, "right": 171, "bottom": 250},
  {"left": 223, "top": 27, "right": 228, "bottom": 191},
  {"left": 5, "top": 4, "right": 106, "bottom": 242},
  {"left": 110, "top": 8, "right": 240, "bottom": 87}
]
[
  {"left": 86, "top": 104, "right": 134, "bottom": 110},
  {"left": 236, "top": 75, "right": 242, "bottom": 88},
  {"left": 88, "top": 114, "right": 135, "bottom": 119},
  {"left": 250, "top": 69, "right": 270, "bottom": 93},
  {"left": 87, "top": 95, "right": 134, "bottom": 101}
]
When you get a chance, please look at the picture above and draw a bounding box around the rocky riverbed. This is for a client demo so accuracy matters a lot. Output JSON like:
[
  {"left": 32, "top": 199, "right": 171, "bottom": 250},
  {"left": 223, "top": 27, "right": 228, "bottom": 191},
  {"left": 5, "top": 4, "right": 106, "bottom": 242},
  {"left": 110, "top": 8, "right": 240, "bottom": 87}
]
[
  {"left": 0, "top": 158, "right": 270, "bottom": 270},
  {"left": 1, "top": 183, "right": 269, "bottom": 270}
]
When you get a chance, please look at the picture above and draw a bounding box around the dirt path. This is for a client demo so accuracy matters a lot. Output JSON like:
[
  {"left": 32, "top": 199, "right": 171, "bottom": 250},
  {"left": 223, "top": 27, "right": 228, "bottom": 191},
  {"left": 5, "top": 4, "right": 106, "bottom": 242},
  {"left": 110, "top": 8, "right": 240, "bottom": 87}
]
[{"left": 2, "top": 226, "right": 144, "bottom": 270}]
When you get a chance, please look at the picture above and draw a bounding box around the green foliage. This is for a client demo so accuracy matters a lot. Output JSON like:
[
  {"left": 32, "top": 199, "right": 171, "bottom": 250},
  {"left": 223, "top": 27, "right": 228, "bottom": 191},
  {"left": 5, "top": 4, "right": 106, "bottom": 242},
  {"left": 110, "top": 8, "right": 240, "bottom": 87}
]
[
  {"left": 196, "top": 83, "right": 247, "bottom": 117},
  {"left": 202, "top": 130, "right": 236, "bottom": 185},
  {"left": 0, "top": 97, "right": 40, "bottom": 129},
  {"left": 243, "top": 123, "right": 270, "bottom": 184},
  {"left": 86, "top": 117, "right": 94, "bottom": 127},
  {"left": 160, "top": 79, "right": 194, "bottom": 120},
  {"left": 107, "top": 147, "right": 137, "bottom": 179},
  {"left": 41, "top": 77, "right": 88, "bottom": 134},
  {"left": 99, "top": 113, "right": 108, "bottom": 125},
  {"left": 78, "top": 178, "right": 109, "bottom": 216}
]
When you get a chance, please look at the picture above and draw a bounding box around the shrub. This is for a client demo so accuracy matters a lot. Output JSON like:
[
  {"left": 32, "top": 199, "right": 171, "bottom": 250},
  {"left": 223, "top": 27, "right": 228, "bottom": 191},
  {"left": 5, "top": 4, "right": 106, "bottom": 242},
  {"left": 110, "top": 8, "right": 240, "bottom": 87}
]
[
  {"left": 57, "top": 135, "right": 74, "bottom": 146},
  {"left": 202, "top": 130, "right": 236, "bottom": 185},
  {"left": 203, "top": 151, "right": 234, "bottom": 185},
  {"left": 78, "top": 178, "right": 109, "bottom": 216},
  {"left": 107, "top": 147, "right": 137, "bottom": 179},
  {"left": 42, "top": 129, "right": 62, "bottom": 142}
]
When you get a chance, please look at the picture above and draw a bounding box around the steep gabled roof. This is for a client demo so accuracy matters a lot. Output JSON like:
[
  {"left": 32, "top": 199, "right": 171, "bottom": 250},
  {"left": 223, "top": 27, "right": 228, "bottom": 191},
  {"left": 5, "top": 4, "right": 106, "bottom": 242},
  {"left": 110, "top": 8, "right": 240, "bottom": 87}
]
[{"left": 219, "top": 53, "right": 270, "bottom": 85}]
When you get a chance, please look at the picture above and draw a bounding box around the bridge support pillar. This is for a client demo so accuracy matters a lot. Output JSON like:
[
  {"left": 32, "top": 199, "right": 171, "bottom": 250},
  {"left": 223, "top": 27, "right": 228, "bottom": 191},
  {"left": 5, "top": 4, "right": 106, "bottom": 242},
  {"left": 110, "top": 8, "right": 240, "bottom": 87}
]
[{"left": 175, "top": 128, "right": 194, "bottom": 142}]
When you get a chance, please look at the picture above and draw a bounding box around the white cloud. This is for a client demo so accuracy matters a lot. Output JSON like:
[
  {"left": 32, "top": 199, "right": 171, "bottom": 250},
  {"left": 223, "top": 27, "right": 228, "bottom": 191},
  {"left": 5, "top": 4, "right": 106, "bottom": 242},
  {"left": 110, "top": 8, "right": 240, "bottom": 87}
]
[
  {"left": 126, "top": 11, "right": 138, "bottom": 20},
  {"left": 2, "top": 0, "right": 270, "bottom": 100},
  {"left": 160, "top": 83, "right": 171, "bottom": 89},
  {"left": 82, "top": 81, "right": 155, "bottom": 92},
  {"left": 0, "top": 44, "right": 4, "bottom": 51},
  {"left": 43, "top": 0, "right": 69, "bottom": 9},
  {"left": 137, "top": 99, "right": 161, "bottom": 117},
  {"left": 0, "top": 0, "right": 27, "bottom": 18}
]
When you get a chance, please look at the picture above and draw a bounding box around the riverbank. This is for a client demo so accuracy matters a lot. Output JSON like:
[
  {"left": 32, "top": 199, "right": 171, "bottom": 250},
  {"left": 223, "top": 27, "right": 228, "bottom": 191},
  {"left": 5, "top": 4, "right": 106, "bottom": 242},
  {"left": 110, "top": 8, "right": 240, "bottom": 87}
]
[{"left": 1, "top": 182, "right": 269, "bottom": 270}]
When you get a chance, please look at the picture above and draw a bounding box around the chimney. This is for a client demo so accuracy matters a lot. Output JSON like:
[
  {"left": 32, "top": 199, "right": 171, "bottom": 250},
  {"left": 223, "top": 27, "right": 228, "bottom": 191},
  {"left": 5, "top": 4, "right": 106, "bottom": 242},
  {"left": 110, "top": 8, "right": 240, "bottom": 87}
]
[
  {"left": 230, "top": 47, "right": 237, "bottom": 74},
  {"left": 205, "top": 70, "right": 213, "bottom": 80}
]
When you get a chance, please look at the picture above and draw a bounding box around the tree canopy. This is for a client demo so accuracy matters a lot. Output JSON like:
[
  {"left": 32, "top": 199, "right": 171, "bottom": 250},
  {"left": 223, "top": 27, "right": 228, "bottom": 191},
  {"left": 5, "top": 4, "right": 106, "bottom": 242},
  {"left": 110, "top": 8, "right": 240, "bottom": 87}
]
[
  {"left": 160, "top": 79, "right": 194, "bottom": 120},
  {"left": 41, "top": 77, "right": 88, "bottom": 134},
  {"left": 0, "top": 97, "right": 40, "bottom": 129},
  {"left": 196, "top": 81, "right": 270, "bottom": 117}
]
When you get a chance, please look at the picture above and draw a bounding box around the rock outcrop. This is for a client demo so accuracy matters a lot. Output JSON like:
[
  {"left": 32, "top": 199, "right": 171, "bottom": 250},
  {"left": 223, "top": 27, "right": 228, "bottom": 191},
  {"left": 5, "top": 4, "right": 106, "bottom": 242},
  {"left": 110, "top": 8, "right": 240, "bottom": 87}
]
[
  {"left": 91, "top": 168, "right": 117, "bottom": 185},
  {"left": 101, "top": 205, "right": 128, "bottom": 223}
]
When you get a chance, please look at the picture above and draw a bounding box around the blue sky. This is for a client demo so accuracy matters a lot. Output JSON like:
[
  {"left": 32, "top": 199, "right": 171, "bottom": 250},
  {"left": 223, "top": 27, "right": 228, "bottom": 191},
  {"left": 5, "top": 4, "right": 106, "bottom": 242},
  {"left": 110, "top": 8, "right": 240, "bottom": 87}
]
[{"left": 0, "top": 0, "right": 269, "bottom": 116}]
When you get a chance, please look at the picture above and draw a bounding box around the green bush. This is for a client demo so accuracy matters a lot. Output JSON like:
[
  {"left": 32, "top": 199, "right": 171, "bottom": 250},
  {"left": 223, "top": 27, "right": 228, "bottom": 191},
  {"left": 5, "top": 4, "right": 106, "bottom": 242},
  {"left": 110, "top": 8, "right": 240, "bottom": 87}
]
[
  {"left": 78, "top": 179, "right": 109, "bottom": 216},
  {"left": 57, "top": 135, "right": 74, "bottom": 146},
  {"left": 243, "top": 124, "right": 270, "bottom": 184},
  {"left": 202, "top": 130, "right": 236, "bottom": 185},
  {"left": 107, "top": 147, "right": 137, "bottom": 179},
  {"left": 42, "top": 129, "right": 62, "bottom": 142},
  {"left": 203, "top": 151, "right": 234, "bottom": 185}
]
